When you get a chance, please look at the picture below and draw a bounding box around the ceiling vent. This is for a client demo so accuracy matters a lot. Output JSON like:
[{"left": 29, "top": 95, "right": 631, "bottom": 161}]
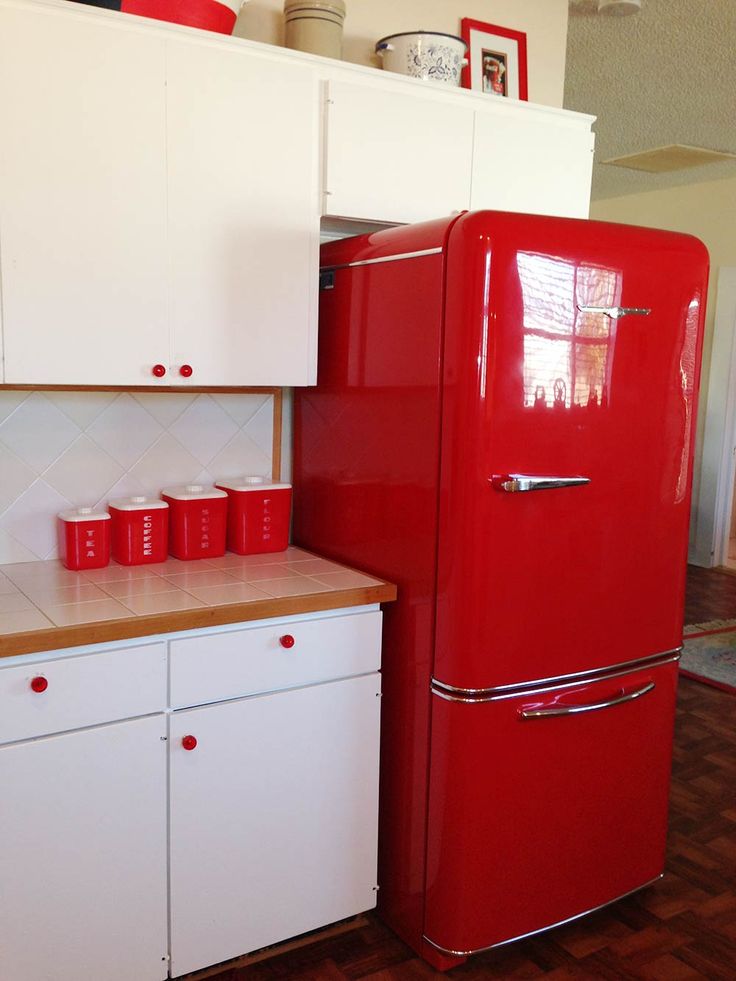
[{"left": 602, "top": 144, "right": 736, "bottom": 174}]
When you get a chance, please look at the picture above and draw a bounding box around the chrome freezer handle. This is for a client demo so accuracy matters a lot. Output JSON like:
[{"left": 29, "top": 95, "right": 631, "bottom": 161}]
[
  {"left": 491, "top": 474, "right": 591, "bottom": 493},
  {"left": 519, "top": 681, "right": 655, "bottom": 720},
  {"left": 577, "top": 304, "right": 651, "bottom": 319}
]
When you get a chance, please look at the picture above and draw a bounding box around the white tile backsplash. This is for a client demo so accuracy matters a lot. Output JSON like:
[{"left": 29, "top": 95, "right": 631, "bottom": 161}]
[{"left": 0, "top": 391, "right": 275, "bottom": 564}]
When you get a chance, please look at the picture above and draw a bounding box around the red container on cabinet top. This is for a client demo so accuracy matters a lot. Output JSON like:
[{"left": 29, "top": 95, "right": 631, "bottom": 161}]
[
  {"left": 109, "top": 496, "right": 169, "bottom": 565},
  {"left": 161, "top": 484, "right": 228, "bottom": 560},
  {"left": 215, "top": 477, "right": 291, "bottom": 554},
  {"left": 57, "top": 508, "right": 111, "bottom": 570}
]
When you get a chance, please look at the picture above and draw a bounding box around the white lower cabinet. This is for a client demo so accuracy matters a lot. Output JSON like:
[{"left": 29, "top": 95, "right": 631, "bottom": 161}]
[
  {"left": 0, "top": 714, "right": 169, "bottom": 981},
  {"left": 169, "top": 672, "right": 381, "bottom": 977},
  {"left": 0, "top": 608, "right": 382, "bottom": 980}
]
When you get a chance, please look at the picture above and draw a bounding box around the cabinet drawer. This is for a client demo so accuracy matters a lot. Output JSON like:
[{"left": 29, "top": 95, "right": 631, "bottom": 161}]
[
  {"left": 0, "top": 643, "right": 167, "bottom": 745},
  {"left": 170, "top": 611, "right": 382, "bottom": 707}
]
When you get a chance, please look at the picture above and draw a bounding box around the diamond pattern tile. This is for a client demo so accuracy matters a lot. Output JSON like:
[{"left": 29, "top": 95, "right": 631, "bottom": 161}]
[
  {"left": 86, "top": 394, "right": 164, "bottom": 469},
  {"left": 169, "top": 394, "right": 239, "bottom": 466},
  {"left": 0, "top": 391, "right": 275, "bottom": 565},
  {"left": 0, "top": 393, "right": 81, "bottom": 472},
  {"left": 47, "top": 392, "right": 118, "bottom": 429},
  {"left": 44, "top": 435, "right": 124, "bottom": 507},
  {"left": 0, "top": 480, "right": 71, "bottom": 559}
]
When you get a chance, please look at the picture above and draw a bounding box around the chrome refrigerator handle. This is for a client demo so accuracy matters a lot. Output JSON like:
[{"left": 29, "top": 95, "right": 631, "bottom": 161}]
[
  {"left": 576, "top": 304, "right": 651, "bottom": 319},
  {"left": 519, "top": 681, "right": 655, "bottom": 719},
  {"left": 491, "top": 475, "right": 591, "bottom": 493}
]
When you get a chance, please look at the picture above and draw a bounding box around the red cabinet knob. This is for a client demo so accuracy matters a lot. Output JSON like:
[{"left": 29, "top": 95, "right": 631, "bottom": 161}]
[
  {"left": 179, "top": 364, "right": 193, "bottom": 378},
  {"left": 279, "top": 634, "right": 295, "bottom": 649},
  {"left": 152, "top": 364, "right": 167, "bottom": 378},
  {"left": 182, "top": 735, "right": 198, "bottom": 751},
  {"left": 30, "top": 676, "right": 48, "bottom": 693}
]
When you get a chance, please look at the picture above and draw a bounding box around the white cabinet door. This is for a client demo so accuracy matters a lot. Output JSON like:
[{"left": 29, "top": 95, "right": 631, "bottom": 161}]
[
  {"left": 169, "top": 673, "right": 381, "bottom": 976},
  {"left": 470, "top": 106, "right": 595, "bottom": 219},
  {"left": 323, "top": 80, "right": 474, "bottom": 225},
  {"left": 0, "top": 5, "right": 169, "bottom": 385},
  {"left": 0, "top": 715, "right": 168, "bottom": 981},
  {"left": 166, "top": 40, "right": 320, "bottom": 387}
]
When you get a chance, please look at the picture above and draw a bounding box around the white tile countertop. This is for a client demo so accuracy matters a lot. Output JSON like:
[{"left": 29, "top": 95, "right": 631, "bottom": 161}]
[{"left": 0, "top": 547, "right": 396, "bottom": 658}]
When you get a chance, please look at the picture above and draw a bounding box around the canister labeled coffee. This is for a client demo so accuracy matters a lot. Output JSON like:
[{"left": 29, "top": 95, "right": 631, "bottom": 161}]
[{"left": 109, "top": 496, "right": 169, "bottom": 565}]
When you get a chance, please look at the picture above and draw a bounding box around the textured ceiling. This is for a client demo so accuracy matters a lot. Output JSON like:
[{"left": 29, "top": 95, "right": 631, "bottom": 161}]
[{"left": 564, "top": 0, "right": 736, "bottom": 200}]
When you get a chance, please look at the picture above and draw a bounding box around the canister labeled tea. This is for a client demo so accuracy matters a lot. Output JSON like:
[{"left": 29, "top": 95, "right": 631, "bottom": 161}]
[{"left": 57, "top": 508, "right": 111, "bottom": 571}]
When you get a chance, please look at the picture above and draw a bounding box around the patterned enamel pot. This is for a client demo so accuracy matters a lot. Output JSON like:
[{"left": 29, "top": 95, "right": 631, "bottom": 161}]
[{"left": 375, "top": 31, "right": 468, "bottom": 86}]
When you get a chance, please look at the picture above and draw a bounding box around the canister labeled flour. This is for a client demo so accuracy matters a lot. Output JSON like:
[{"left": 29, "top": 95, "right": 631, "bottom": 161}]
[{"left": 215, "top": 477, "right": 291, "bottom": 554}]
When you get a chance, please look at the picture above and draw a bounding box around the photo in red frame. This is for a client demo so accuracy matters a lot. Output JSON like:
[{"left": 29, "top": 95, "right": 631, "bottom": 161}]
[{"left": 460, "top": 18, "right": 528, "bottom": 100}]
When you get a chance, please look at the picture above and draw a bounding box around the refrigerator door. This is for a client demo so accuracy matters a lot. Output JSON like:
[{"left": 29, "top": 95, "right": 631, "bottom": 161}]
[
  {"left": 423, "top": 658, "right": 678, "bottom": 957},
  {"left": 435, "top": 211, "right": 708, "bottom": 690}
]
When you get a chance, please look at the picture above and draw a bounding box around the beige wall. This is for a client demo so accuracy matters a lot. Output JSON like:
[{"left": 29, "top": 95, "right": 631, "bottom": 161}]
[
  {"left": 591, "top": 175, "right": 736, "bottom": 553},
  {"left": 234, "top": 0, "right": 569, "bottom": 107}
]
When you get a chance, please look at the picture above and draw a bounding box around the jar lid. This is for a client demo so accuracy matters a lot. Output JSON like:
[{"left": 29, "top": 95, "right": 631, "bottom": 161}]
[
  {"left": 161, "top": 484, "right": 228, "bottom": 502},
  {"left": 109, "top": 496, "right": 170, "bottom": 512},
  {"left": 284, "top": 0, "right": 346, "bottom": 16},
  {"left": 215, "top": 477, "right": 292, "bottom": 493},
  {"left": 58, "top": 507, "right": 111, "bottom": 523}
]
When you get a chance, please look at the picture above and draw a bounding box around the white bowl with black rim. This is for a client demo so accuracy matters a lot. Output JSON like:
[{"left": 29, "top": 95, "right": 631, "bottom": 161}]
[{"left": 375, "top": 31, "right": 468, "bottom": 86}]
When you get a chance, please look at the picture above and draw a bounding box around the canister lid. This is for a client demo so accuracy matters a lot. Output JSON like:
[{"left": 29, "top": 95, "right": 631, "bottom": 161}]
[
  {"left": 109, "top": 496, "right": 170, "bottom": 512},
  {"left": 58, "top": 506, "right": 111, "bottom": 523},
  {"left": 215, "top": 476, "right": 292, "bottom": 493},
  {"left": 284, "top": 0, "right": 346, "bottom": 18},
  {"left": 161, "top": 484, "right": 228, "bottom": 502}
]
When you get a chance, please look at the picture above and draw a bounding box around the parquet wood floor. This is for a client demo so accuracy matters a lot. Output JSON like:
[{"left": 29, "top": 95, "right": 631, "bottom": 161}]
[{"left": 213, "top": 567, "right": 736, "bottom": 980}]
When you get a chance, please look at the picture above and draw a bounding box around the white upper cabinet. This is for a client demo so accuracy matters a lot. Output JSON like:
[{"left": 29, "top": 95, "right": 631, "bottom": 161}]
[
  {"left": 166, "top": 40, "right": 320, "bottom": 386},
  {"left": 323, "top": 79, "right": 475, "bottom": 225},
  {"left": 0, "top": 0, "right": 594, "bottom": 387},
  {"left": 0, "top": 4, "right": 169, "bottom": 385},
  {"left": 470, "top": 103, "right": 595, "bottom": 219}
]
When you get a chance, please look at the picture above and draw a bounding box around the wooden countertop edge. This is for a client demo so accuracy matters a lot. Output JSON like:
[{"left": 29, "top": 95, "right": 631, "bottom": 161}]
[{"left": 0, "top": 583, "right": 398, "bottom": 659}]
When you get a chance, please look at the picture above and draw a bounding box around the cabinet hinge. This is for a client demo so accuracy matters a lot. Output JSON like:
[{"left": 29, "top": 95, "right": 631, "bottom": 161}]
[{"left": 160, "top": 736, "right": 168, "bottom": 741}]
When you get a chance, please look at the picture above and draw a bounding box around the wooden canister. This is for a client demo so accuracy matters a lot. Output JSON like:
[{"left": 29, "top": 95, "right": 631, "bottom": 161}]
[{"left": 283, "top": 0, "right": 346, "bottom": 59}]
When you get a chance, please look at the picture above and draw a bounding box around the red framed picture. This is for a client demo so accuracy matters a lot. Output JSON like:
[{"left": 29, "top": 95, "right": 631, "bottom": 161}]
[{"left": 460, "top": 19, "right": 528, "bottom": 101}]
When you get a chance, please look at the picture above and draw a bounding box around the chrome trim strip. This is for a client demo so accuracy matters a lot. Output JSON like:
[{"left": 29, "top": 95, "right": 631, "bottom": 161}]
[
  {"left": 519, "top": 680, "right": 655, "bottom": 719},
  {"left": 431, "top": 649, "right": 681, "bottom": 700},
  {"left": 320, "top": 247, "right": 443, "bottom": 271},
  {"left": 422, "top": 874, "right": 663, "bottom": 958}
]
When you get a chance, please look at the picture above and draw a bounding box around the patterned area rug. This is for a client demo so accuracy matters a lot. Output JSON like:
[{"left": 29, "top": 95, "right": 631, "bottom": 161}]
[{"left": 681, "top": 619, "right": 736, "bottom": 694}]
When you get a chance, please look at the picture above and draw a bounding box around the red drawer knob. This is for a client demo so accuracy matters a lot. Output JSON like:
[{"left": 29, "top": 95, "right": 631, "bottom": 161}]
[
  {"left": 152, "top": 363, "right": 167, "bottom": 378},
  {"left": 182, "top": 735, "right": 198, "bottom": 751},
  {"left": 279, "top": 634, "right": 295, "bottom": 649},
  {"left": 30, "top": 676, "right": 48, "bottom": 693},
  {"left": 179, "top": 364, "right": 193, "bottom": 378}
]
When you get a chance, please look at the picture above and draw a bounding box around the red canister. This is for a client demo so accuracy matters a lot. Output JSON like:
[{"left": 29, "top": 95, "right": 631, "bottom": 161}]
[
  {"left": 57, "top": 507, "right": 111, "bottom": 571},
  {"left": 161, "top": 484, "right": 228, "bottom": 560},
  {"left": 109, "top": 496, "right": 169, "bottom": 565},
  {"left": 215, "top": 477, "right": 292, "bottom": 555}
]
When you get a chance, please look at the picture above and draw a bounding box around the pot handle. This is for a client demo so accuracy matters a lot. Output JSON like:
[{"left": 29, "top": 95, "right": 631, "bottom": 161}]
[{"left": 376, "top": 42, "right": 395, "bottom": 53}]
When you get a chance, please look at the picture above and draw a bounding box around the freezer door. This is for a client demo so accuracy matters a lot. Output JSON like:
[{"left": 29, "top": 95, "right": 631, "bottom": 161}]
[
  {"left": 435, "top": 211, "right": 709, "bottom": 690},
  {"left": 423, "top": 659, "right": 678, "bottom": 957}
]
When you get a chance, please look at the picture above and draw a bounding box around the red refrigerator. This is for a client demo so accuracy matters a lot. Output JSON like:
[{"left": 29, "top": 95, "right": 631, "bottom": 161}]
[{"left": 293, "top": 211, "right": 708, "bottom": 970}]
